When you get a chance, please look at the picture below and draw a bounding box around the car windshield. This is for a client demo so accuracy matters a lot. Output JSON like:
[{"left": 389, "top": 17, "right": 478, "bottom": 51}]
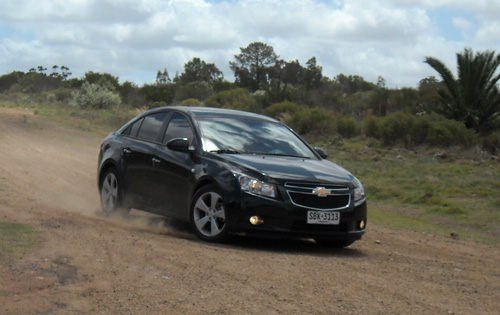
[{"left": 197, "top": 118, "right": 317, "bottom": 159}]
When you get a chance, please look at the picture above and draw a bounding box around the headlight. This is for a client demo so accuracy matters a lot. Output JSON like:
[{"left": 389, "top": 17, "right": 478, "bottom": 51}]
[
  {"left": 235, "top": 173, "right": 276, "bottom": 198},
  {"left": 353, "top": 177, "right": 366, "bottom": 205}
]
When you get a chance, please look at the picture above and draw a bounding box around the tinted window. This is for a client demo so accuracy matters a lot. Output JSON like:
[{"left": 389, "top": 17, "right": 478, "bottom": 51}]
[
  {"left": 125, "top": 118, "right": 144, "bottom": 137},
  {"left": 136, "top": 112, "right": 168, "bottom": 142},
  {"left": 163, "top": 113, "right": 194, "bottom": 144},
  {"left": 122, "top": 125, "right": 131, "bottom": 136}
]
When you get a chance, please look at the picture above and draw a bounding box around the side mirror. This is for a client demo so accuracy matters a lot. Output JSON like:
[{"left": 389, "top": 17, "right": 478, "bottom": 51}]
[
  {"left": 166, "top": 138, "right": 194, "bottom": 153},
  {"left": 314, "top": 147, "right": 328, "bottom": 159}
]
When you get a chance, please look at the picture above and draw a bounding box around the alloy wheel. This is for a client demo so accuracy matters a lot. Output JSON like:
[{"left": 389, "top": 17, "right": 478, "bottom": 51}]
[
  {"left": 101, "top": 171, "right": 119, "bottom": 213},
  {"left": 192, "top": 191, "right": 226, "bottom": 238}
]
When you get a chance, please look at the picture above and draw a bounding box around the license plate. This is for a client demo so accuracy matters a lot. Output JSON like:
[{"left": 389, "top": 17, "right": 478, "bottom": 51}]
[{"left": 307, "top": 211, "right": 340, "bottom": 225}]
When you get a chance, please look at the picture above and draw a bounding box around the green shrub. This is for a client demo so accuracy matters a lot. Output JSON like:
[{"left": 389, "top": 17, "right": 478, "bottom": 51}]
[
  {"left": 72, "top": 82, "right": 121, "bottom": 110},
  {"left": 18, "top": 72, "right": 61, "bottom": 93},
  {"left": 54, "top": 88, "right": 73, "bottom": 102},
  {"left": 252, "top": 90, "right": 271, "bottom": 108},
  {"left": 45, "top": 93, "right": 57, "bottom": 104},
  {"left": 204, "top": 88, "right": 258, "bottom": 112},
  {"left": 286, "top": 108, "right": 335, "bottom": 135},
  {"left": 285, "top": 108, "right": 359, "bottom": 137},
  {"left": 378, "top": 112, "right": 414, "bottom": 146},
  {"left": 362, "top": 115, "right": 381, "bottom": 138},
  {"left": 482, "top": 131, "right": 500, "bottom": 155},
  {"left": 363, "top": 112, "right": 477, "bottom": 148},
  {"left": 174, "top": 81, "right": 213, "bottom": 103},
  {"left": 423, "top": 114, "right": 477, "bottom": 147},
  {"left": 334, "top": 114, "right": 359, "bottom": 138},
  {"left": 180, "top": 98, "right": 203, "bottom": 106},
  {"left": 265, "top": 101, "right": 300, "bottom": 119},
  {"left": 410, "top": 116, "right": 431, "bottom": 145}
]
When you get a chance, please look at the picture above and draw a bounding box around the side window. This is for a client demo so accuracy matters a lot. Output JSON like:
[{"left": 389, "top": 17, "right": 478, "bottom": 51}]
[
  {"left": 125, "top": 118, "right": 144, "bottom": 137},
  {"left": 136, "top": 112, "right": 168, "bottom": 142},
  {"left": 163, "top": 113, "right": 194, "bottom": 144}
]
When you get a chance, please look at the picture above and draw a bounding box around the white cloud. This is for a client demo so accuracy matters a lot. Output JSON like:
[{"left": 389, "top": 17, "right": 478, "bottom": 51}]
[
  {"left": 0, "top": 0, "right": 499, "bottom": 87},
  {"left": 453, "top": 17, "right": 471, "bottom": 32},
  {"left": 475, "top": 21, "right": 500, "bottom": 43}
]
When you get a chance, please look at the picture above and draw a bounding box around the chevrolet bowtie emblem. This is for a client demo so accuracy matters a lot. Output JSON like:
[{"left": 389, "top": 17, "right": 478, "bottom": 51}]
[{"left": 312, "top": 187, "right": 331, "bottom": 197}]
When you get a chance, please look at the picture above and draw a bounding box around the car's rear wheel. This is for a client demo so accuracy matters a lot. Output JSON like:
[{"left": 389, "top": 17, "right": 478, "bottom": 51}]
[
  {"left": 314, "top": 239, "right": 355, "bottom": 248},
  {"left": 100, "top": 168, "right": 129, "bottom": 215},
  {"left": 191, "top": 185, "right": 229, "bottom": 242}
]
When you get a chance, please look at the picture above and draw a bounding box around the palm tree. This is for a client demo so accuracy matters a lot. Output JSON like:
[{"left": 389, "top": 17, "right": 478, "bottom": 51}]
[{"left": 425, "top": 48, "right": 500, "bottom": 134}]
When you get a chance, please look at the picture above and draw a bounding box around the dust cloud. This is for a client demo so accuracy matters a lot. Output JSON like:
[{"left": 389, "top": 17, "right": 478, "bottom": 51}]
[
  {"left": 0, "top": 108, "right": 193, "bottom": 240},
  {"left": 99, "top": 211, "right": 196, "bottom": 240}
]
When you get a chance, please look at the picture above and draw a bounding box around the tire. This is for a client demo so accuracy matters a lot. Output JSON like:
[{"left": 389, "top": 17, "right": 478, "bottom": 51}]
[
  {"left": 190, "top": 185, "right": 229, "bottom": 242},
  {"left": 314, "top": 239, "right": 355, "bottom": 249},
  {"left": 100, "top": 168, "right": 129, "bottom": 215}
]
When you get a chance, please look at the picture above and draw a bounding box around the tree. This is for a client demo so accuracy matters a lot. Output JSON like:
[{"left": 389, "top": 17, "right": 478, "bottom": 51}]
[
  {"left": 304, "top": 57, "right": 323, "bottom": 89},
  {"left": 50, "top": 65, "right": 59, "bottom": 78},
  {"left": 174, "top": 81, "right": 213, "bottom": 102},
  {"left": 377, "top": 76, "right": 386, "bottom": 89},
  {"left": 0, "top": 71, "right": 24, "bottom": 92},
  {"left": 118, "top": 81, "right": 144, "bottom": 106},
  {"left": 249, "top": 56, "right": 321, "bottom": 102},
  {"left": 265, "top": 59, "right": 302, "bottom": 102},
  {"left": 18, "top": 72, "right": 62, "bottom": 92},
  {"left": 425, "top": 48, "right": 500, "bottom": 134},
  {"left": 229, "top": 42, "right": 279, "bottom": 91},
  {"left": 156, "top": 69, "right": 170, "bottom": 85},
  {"left": 84, "top": 71, "right": 119, "bottom": 91},
  {"left": 416, "top": 76, "right": 444, "bottom": 114},
  {"left": 60, "top": 66, "right": 72, "bottom": 80},
  {"left": 334, "top": 74, "right": 375, "bottom": 95},
  {"left": 178, "top": 58, "right": 223, "bottom": 84},
  {"left": 48, "top": 65, "right": 71, "bottom": 80},
  {"left": 279, "top": 60, "right": 303, "bottom": 85},
  {"left": 140, "top": 83, "right": 174, "bottom": 105}
]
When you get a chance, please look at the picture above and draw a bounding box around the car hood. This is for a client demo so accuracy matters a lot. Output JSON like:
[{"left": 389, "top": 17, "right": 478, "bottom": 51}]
[{"left": 219, "top": 154, "right": 354, "bottom": 185}]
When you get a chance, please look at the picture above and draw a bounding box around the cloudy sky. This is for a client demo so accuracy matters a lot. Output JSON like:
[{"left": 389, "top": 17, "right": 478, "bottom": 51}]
[{"left": 1, "top": 0, "right": 499, "bottom": 88}]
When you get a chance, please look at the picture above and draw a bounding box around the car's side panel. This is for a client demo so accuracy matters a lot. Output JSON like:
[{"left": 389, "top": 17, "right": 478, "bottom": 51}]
[
  {"left": 120, "top": 137, "right": 158, "bottom": 208},
  {"left": 149, "top": 146, "right": 197, "bottom": 220}
]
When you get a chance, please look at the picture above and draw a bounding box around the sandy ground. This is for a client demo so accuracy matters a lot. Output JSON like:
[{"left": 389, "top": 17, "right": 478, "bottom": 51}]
[{"left": 0, "top": 107, "right": 499, "bottom": 314}]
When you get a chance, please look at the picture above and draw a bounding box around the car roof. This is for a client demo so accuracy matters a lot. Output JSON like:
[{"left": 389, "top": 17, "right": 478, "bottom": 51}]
[{"left": 147, "top": 106, "right": 279, "bottom": 122}]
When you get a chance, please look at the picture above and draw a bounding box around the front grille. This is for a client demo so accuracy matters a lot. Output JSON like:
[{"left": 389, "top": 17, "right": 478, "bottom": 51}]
[
  {"left": 287, "top": 192, "right": 350, "bottom": 210},
  {"left": 285, "top": 183, "right": 349, "bottom": 191}
]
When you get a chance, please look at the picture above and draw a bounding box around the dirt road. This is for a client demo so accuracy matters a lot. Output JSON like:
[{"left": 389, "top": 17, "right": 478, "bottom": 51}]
[{"left": 0, "top": 107, "right": 499, "bottom": 314}]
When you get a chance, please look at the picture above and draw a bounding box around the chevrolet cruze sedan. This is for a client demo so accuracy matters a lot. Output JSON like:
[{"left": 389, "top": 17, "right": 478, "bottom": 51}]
[{"left": 98, "top": 106, "right": 367, "bottom": 248}]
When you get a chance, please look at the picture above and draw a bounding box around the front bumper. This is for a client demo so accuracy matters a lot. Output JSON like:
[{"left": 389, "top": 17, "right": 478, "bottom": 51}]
[{"left": 226, "top": 193, "right": 367, "bottom": 240}]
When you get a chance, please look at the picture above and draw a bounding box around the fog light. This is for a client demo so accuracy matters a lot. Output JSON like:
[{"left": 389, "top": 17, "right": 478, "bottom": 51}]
[
  {"left": 250, "top": 216, "right": 264, "bottom": 225},
  {"left": 360, "top": 220, "right": 365, "bottom": 229}
]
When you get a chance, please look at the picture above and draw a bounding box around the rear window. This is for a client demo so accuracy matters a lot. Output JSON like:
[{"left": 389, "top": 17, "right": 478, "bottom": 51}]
[
  {"left": 123, "top": 118, "right": 144, "bottom": 137},
  {"left": 136, "top": 112, "right": 168, "bottom": 142}
]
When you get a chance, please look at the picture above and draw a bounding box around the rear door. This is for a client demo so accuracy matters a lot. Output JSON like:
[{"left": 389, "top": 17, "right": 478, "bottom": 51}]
[{"left": 121, "top": 111, "right": 169, "bottom": 208}]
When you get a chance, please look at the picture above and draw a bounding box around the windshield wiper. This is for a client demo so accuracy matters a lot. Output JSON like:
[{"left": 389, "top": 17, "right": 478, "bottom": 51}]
[
  {"left": 251, "top": 152, "right": 310, "bottom": 159},
  {"left": 210, "top": 149, "right": 242, "bottom": 154}
]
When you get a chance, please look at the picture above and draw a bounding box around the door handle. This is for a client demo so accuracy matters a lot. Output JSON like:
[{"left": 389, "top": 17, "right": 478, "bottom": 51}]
[
  {"left": 123, "top": 148, "right": 132, "bottom": 155},
  {"left": 152, "top": 157, "right": 161, "bottom": 164}
]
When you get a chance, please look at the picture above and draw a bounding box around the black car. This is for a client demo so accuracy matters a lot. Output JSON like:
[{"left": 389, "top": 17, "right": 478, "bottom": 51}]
[{"left": 97, "top": 106, "right": 366, "bottom": 248}]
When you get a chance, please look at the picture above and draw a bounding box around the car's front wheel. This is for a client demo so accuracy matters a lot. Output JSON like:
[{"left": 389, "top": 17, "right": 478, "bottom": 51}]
[
  {"left": 100, "top": 168, "right": 129, "bottom": 215},
  {"left": 190, "top": 185, "right": 229, "bottom": 242},
  {"left": 314, "top": 239, "right": 355, "bottom": 248}
]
